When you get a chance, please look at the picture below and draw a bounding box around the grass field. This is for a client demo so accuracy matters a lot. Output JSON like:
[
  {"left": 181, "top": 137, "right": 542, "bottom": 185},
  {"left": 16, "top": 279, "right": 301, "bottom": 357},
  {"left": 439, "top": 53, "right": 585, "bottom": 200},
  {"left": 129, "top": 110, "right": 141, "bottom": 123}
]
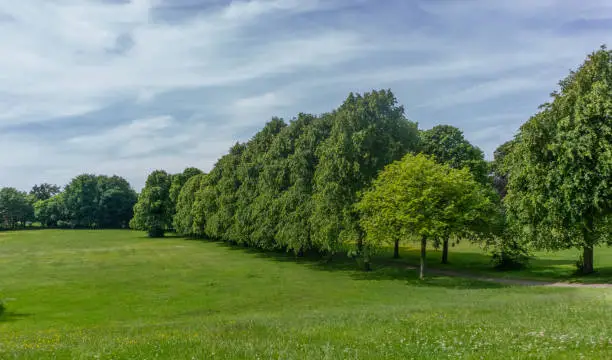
[
  {"left": 385, "top": 240, "right": 612, "bottom": 284},
  {"left": 1, "top": 230, "right": 612, "bottom": 359}
]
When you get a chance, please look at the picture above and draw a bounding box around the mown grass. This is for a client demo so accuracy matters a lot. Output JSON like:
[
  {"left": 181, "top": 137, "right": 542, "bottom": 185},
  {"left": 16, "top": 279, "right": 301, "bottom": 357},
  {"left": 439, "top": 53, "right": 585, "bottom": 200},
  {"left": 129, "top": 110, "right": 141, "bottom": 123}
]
[
  {"left": 0, "top": 230, "right": 612, "bottom": 359},
  {"left": 384, "top": 240, "right": 612, "bottom": 284}
]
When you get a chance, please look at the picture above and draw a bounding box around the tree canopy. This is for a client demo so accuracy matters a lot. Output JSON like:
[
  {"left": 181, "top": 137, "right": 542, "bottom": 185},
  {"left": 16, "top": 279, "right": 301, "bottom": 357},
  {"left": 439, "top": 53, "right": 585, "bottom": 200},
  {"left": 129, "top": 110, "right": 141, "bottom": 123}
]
[
  {"left": 29, "top": 183, "right": 61, "bottom": 202},
  {"left": 130, "top": 170, "right": 173, "bottom": 237},
  {"left": 505, "top": 46, "right": 612, "bottom": 274}
]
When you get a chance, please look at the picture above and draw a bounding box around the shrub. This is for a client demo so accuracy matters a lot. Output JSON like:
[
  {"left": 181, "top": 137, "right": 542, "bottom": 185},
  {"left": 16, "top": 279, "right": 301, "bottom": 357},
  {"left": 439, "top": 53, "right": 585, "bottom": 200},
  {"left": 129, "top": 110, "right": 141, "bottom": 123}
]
[{"left": 491, "top": 238, "right": 531, "bottom": 270}]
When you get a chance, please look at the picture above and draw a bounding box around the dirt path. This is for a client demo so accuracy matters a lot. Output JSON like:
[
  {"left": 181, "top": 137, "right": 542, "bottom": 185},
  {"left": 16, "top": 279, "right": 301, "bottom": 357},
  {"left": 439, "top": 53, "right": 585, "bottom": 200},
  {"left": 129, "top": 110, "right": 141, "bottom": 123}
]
[{"left": 405, "top": 265, "right": 612, "bottom": 288}]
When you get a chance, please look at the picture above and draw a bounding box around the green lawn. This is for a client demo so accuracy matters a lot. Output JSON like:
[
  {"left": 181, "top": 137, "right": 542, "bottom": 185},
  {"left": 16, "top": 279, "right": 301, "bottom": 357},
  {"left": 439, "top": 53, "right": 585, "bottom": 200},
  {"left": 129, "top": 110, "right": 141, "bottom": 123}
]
[
  {"left": 1, "top": 230, "right": 612, "bottom": 359},
  {"left": 385, "top": 240, "right": 612, "bottom": 284}
]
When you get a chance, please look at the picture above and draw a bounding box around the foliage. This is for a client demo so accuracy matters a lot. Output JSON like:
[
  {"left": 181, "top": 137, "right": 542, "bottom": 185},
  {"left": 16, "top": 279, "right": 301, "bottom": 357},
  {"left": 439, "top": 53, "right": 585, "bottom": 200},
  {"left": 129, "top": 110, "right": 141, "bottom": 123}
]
[
  {"left": 34, "top": 195, "right": 67, "bottom": 227},
  {"left": 420, "top": 124, "right": 490, "bottom": 185},
  {"left": 358, "top": 153, "right": 497, "bottom": 278},
  {"left": 29, "top": 183, "right": 61, "bottom": 202},
  {"left": 0, "top": 187, "right": 34, "bottom": 229},
  {"left": 419, "top": 124, "right": 491, "bottom": 263},
  {"left": 130, "top": 170, "right": 173, "bottom": 237},
  {"left": 311, "top": 90, "right": 420, "bottom": 258},
  {"left": 173, "top": 173, "right": 207, "bottom": 236},
  {"left": 169, "top": 167, "right": 203, "bottom": 215},
  {"left": 173, "top": 90, "right": 419, "bottom": 263},
  {"left": 61, "top": 174, "right": 137, "bottom": 228},
  {"left": 505, "top": 46, "right": 612, "bottom": 274}
]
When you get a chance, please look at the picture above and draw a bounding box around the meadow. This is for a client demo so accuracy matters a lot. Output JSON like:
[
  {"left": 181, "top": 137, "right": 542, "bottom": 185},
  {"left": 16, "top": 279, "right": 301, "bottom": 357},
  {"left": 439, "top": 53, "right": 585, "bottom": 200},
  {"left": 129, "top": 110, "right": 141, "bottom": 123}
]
[{"left": 1, "top": 230, "right": 612, "bottom": 359}]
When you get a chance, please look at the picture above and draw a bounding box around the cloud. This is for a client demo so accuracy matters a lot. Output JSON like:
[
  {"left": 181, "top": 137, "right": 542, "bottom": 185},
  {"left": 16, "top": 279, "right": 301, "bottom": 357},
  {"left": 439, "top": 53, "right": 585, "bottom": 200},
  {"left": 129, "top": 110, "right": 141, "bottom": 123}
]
[{"left": 1, "top": 0, "right": 612, "bottom": 190}]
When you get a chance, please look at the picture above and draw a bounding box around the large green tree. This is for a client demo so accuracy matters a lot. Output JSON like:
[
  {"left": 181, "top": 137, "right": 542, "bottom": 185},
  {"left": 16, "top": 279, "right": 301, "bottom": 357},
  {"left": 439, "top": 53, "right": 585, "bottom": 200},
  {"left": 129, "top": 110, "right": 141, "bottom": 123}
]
[
  {"left": 130, "top": 170, "right": 173, "bottom": 237},
  {"left": 420, "top": 124, "right": 490, "bottom": 263},
  {"left": 358, "top": 154, "right": 496, "bottom": 279},
  {"left": 96, "top": 176, "right": 138, "bottom": 228},
  {"left": 505, "top": 47, "right": 612, "bottom": 274}
]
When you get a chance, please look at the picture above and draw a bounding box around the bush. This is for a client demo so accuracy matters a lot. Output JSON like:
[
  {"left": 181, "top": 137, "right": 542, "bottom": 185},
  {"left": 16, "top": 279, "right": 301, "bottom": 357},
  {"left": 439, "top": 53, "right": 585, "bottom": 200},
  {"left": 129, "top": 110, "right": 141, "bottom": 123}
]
[{"left": 491, "top": 238, "right": 531, "bottom": 270}]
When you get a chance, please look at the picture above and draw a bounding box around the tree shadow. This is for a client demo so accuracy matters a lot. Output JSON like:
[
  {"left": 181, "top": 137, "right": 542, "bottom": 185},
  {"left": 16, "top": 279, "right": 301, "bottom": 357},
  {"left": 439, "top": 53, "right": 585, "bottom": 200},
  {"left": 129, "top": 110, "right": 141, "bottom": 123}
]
[
  {"left": 0, "top": 311, "right": 33, "bottom": 323},
  {"left": 205, "top": 240, "right": 509, "bottom": 289}
]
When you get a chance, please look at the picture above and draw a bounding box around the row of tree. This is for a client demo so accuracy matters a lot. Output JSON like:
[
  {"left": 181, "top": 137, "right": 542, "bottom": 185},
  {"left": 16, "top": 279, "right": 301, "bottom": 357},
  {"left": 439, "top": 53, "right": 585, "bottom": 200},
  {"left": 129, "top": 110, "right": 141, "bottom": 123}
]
[
  {"left": 0, "top": 176, "right": 138, "bottom": 230},
  {"left": 131, "top": 90, "right": 498, "bottom": 276}
]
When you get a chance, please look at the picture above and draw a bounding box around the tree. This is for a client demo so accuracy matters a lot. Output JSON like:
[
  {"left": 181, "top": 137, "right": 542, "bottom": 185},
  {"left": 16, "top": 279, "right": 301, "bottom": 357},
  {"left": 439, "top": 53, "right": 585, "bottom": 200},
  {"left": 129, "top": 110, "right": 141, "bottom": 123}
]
[
  {"left": 96, "top": 176, "right": 138, "bottom": 228},
  {"left": 34, "top": 195, "right": 67, "bottom": 228},
  {"left": 63, "top": 174, "right": 99, "bottom": 227},
  {"left": 0, "top": 188, "right": 34, "bottom": 229},
  {"left": 357, "top": 154, "right": 496, "bottom": 279},
  {"left": 491, "top": 140, "right": 515, "bottom": 199},
  {"left": 169, "top": 167, "right": 203, "bottom": 215},
  {"left": 311, "top": 90, "right": 420, "bottom": 267},
  {"left": 29, "top": 183, "right": 61, "bottom": 202},
  {"left": 173, "top": 173, "right": 207, "bottom": 236},
  {"left": 130, "top": 170, "right": 173, "bottom": 237},
  {"left": 505, "top": 46, "right": 612, "bottom": 274},
  {"left": 420, "top": 125, "right": 490, "bottom": 263}
]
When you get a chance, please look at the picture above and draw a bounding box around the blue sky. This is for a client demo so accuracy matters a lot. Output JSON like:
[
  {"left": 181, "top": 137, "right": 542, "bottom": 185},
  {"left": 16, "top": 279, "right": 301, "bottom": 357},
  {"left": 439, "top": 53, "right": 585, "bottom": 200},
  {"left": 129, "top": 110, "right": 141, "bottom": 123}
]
[{"left": 1, "top": 0, "right": 611, "bottom": 190}]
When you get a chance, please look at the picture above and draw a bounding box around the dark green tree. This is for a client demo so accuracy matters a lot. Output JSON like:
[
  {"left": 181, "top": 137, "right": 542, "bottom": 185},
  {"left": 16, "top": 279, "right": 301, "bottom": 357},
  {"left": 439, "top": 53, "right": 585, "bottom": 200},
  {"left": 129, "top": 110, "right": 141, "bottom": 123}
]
[
  {"left": 505, "top": 47, "right": 612, "bottom": 274},
  {"left": 63, "top": 174, "right": 99, "bottom": 227},
  {"left": 0, "top": 188, "right": 34, "bottom": 229},
  {"left": 311, "top": 90, "right": 420, "bottom": 267},
  {"left": 29, "top": 183, "right": 61, "bottom": 202},
  {"left": 130, "top": 170, "right": 173, "bottom": 237},
  {"left": 96, "top": 175, "right": 138, "bottom": 228}
]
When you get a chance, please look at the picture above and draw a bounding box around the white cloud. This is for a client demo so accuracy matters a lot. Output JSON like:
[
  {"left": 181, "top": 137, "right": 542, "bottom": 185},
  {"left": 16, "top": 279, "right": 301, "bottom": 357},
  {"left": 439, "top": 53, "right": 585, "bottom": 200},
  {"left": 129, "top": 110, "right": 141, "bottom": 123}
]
[
  {"left": 0, "top": 0, "right": 364, "bottom": 126},
  {"left": 1, "top": 0, "right": 612, "bottom": 189}
]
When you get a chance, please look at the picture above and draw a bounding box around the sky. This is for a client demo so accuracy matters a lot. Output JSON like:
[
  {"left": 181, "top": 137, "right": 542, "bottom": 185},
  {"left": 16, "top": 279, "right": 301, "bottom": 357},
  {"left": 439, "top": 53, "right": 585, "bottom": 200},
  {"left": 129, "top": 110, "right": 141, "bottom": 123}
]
[{"left": 1, "top": 0, "right": 611, "bottom": 190}]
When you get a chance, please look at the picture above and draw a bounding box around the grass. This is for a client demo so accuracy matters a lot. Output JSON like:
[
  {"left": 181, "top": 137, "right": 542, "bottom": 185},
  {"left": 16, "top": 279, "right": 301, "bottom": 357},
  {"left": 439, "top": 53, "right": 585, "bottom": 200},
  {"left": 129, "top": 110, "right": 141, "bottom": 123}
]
[
  {"left": 0, "top": 230, "right": 611, "bottom": 359},
  {"left": 385, "top": 240, "right": 612, "bottom": 284}
]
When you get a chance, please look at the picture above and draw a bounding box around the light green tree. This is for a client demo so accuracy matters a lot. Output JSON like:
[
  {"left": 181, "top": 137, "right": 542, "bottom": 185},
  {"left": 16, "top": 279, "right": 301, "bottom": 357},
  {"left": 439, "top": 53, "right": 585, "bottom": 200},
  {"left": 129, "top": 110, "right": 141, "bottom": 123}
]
[
  {"left": 419, "top": 124, "right": 490, "bottom": 263},
  {"left": 358, "top": 154, "right": 496, "bottom": 279}
]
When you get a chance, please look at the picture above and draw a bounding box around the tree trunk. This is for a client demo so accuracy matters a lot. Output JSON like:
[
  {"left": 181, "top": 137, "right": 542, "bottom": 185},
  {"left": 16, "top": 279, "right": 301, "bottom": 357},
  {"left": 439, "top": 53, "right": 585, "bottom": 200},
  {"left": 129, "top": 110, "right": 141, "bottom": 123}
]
[
  {"left": 420, "top": 236, "right": 427, "bottom": 280},
  {"left": 393, "top": 239, "right": 400, "bottom": 259},
  {"left": 582, "top": 246, "right": 594, "bottom": 274},
  {"left": 441, "top": 238, "right": 449, "bottom": 264}
]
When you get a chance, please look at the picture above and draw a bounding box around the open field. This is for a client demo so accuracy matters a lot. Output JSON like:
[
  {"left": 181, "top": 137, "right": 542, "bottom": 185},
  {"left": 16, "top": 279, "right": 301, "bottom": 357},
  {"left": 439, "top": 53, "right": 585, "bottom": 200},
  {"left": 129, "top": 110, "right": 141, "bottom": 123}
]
[{"left": 1, "top": 230, "right": 612, "bottom": 359}]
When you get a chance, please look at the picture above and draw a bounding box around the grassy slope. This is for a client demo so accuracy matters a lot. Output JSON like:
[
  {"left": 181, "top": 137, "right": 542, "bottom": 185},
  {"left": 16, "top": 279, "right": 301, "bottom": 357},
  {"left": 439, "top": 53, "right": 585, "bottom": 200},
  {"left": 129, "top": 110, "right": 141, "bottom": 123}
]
[
  {"left": 385, "top": 241, "right": 612, "bottom": 284},
  {"left": 0, "top": 230, "right": 611, "bottom": 359}
]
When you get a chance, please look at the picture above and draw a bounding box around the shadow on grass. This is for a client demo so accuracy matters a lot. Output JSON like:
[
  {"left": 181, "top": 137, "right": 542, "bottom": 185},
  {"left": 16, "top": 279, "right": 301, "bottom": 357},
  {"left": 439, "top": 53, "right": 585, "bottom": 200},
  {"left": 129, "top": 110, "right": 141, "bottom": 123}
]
[
  {"left": 0, "top": 311, "right": 33, "bottom": 323},
  {"left": 206, "top": 241, "right": 508, "bottom": 289}
]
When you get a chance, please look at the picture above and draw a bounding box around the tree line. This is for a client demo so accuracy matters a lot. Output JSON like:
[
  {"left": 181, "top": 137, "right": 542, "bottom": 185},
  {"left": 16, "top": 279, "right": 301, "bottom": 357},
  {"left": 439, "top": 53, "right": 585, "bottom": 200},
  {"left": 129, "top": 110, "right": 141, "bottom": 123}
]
[
  {"left": 0, "top": 176, "right": 137, "bottom": 230},
  {"left": 131, "top": 90, "right": 499, "bottom": 276}
]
